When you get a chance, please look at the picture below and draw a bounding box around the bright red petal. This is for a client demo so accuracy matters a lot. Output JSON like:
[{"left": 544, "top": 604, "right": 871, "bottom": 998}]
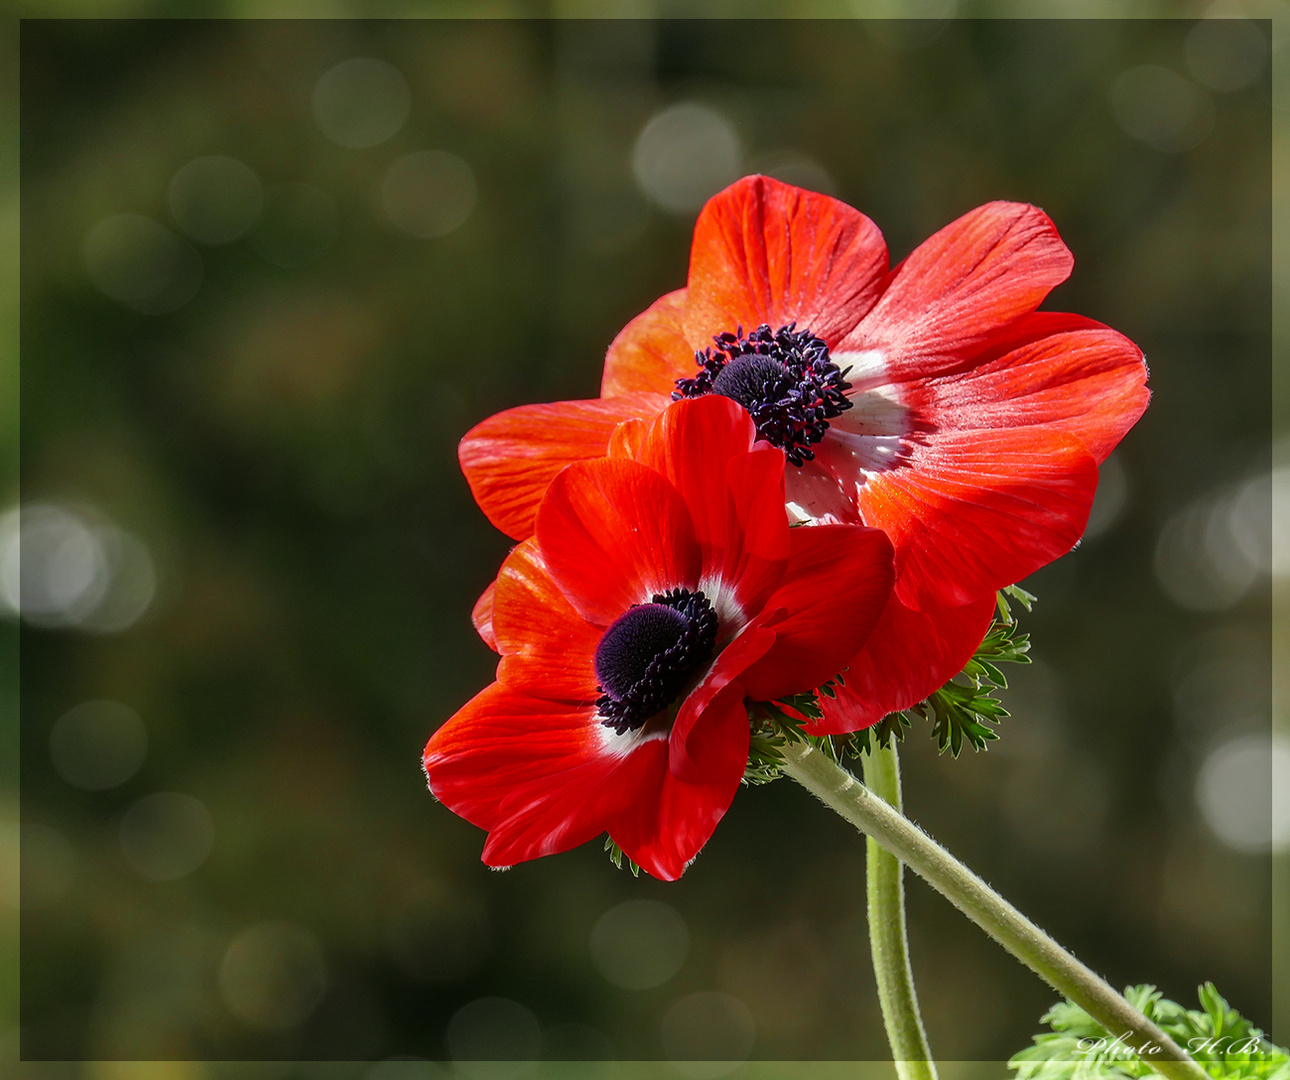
[
  {"left": 739, "top": 524, "right": 894, "bottom": 703},
  {"left": 609, "top": 680, "right": 750, "bottom": 881},
  {"left": 535, "top": 457, "right": 701, "bottom": 625},
  {"left": 623, "top": 397, "right": 790, "bottom": 619},
  {"left": 671, "top": 622, "right": 777, "bottom": 779},
  {"left": 842, "top": 202, "right": 1072, "bottom": 382},
  {"left": 424, "top": 684, "right": 639, "bottom": 865},
  {"left": 472, "top": 580, "right": 498, "bottom": 653},
  {"left": 602, "top": 289, "right": 696, "bottom": 397},
  {"left": 919, "top": 312, "right": 1149, "bottom": 465},
  {"left": 807, "top": 592, "right": 996, "bottom": 734},
  {"left": 853, "top": 428, "right": 1098, "bottom": 610},
  {"left": 459, "top": 394, "right": 669, "bottom": 540},
  {"left": 492, "top": 540, "right": 601, "bottom": 701},
  {"left": 684, "top": 175, "right": 889, "bottom": 350}
]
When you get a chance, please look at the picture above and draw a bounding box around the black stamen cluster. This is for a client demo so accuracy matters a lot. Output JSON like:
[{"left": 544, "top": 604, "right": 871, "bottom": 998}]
[
  {"left": 673, "top": 323, "right": 853, "bottom": 466},
  {"left": 595, "top": 588, "right": 718, "bottom": 735}
]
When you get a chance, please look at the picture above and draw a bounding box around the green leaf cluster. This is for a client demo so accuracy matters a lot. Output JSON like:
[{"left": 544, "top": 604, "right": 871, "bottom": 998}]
[{"left": 1010, "top": 984, "right": 1290, "bottom": 1080}]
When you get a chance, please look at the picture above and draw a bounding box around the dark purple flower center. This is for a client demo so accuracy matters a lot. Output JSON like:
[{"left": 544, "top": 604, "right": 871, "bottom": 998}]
[
  {"left": 673, "top": 323, "right": 853, "bottom": 466},
  {"left": 594, "top": 588, "right": 718, "bottom": 735}
]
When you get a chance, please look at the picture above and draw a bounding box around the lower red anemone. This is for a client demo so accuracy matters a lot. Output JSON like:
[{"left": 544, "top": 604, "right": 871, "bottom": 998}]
[{"left": 424, "top": 396, "right": 894, "bottom": 880}]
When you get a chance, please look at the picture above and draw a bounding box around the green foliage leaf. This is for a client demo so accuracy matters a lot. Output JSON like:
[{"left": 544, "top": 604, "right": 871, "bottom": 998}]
[{"left": 1009, "top": 984, "right": 1290, "bottom": 1080}]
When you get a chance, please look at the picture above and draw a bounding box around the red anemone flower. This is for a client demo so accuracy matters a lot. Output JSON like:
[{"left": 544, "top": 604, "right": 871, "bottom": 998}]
[
  {"left": 459, "top": 176, "right": 1148, "bottom": 731},
  {"left": 425, "top": 396, "right": 893, "bottom": 880}
]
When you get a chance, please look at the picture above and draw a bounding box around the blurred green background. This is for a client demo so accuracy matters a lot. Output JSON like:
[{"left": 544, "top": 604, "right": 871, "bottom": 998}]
[{"left": 7, "top": 12, "right": 1282, "bottom": 1077}]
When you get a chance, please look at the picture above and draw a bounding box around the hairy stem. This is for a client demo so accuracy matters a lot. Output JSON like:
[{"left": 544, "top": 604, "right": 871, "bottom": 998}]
[
  {"left": 864, "top": 739, "right": 938, "bottom": 1080},
  {"left": 780, "top": 739, "right": 1209, "bottom": 1080}
]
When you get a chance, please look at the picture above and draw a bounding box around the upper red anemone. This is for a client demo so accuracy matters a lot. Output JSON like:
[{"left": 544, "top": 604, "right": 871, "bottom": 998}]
[
  {"left": 426, "top": 396, "right": 894, "bottom": 880},
  {"left": 458, "top": 175, "right": 1149, "bottom": 732}
]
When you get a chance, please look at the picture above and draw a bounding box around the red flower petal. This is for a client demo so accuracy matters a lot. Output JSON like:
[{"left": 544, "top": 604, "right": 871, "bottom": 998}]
[
  {"left": 684, "top": 175, "right": 889, "bottom": 350},
  {"left": 423, "top": 684, "right": 639, "bottom": 864},
  {"left": 601, "top": 289, "right": 695, "bottom": 397},
  {"left": 918, "top": 312, "right": 1149, "bottom": 465},
  {"left": 671, "top": 621, "right": 777, "bottom": 780},
  {"left": 459, "top": 394, "right": 669, "bottom": 540},
  {"left": 492, "top": 540, "right": 602, "bottom": 701},
  {"left": 842, "top": 202, "right": 1073, "bottom": 382},
  {"left": 738, "top": 523, "right": 894, "bottom": 703},
  {"left": 618, "top": 397, "right": 790, "bottom": 619},
  {"left": 535, "top": 457, "right": 701, "bottom": 625},
  {"left": 609, "top": 679, "right": 750, "bottom": 881},
  {"left": 807, "top": 592, "right": 996, "bottom": 734},
  {"left": 472, "top": 580, "right": 498, "bottom": 653},
  {"left": 852, "top": 428, "right": 1098, "bottom": 610}
]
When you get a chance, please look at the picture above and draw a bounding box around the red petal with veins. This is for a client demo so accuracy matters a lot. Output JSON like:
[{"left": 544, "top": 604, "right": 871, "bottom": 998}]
[
  {"left": 424, "top": 684, "right": 642, "bottom": 867},
  {"left": 493, "top": 540, "right": 601, "bottom": 701},
  {"left": 808, "top": 592, "right": 996, "bottom": 734},
  {"left": 459, "top": 394, "right": 669, "bottom": 540},
  {"left": 685, "top": 175, "right": 889, "bottom": 351},
  {"left": 620, "top": 396, "right": 790, "bottom": 619},
  {"left": 610, "top": 679, "right": 751, "bottom": 881},
  {"left": 739, "top": 523, "right": 894, "bottom": 703},
  {"left": 841, "top": 202, "right": 1072, "bottom": 382},
  {"left": 915, "top": 311, "right": 1149, "bottom": 465},
  {"left": 535, "top": 457, "right": 701, "bottom": 626},
  {"left": 857, "top": 428, "right": 1098, "bottom": 610}
]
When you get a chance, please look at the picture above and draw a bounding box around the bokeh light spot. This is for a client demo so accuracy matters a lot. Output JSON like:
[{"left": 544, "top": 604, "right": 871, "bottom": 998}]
[
  {"left": 1185, "top": 16, "right": 1267, "bottom": 93},
  {"left": 1196, "top": 733, "right": 1290, "bottom": 853},
  {"left": 745, "top": 150, "right": 838, "bottom": 196},
  {"left": 312, "top": 58, "right": 411, "bottom": 149},
  {"left": 219, "top": 921, "right": 328, "bottom": 1030},
  {"left": 50, "top": 700, "right": 148, "bottom": 791},
  {"left": 633, "top": 103, "right": 741, "bottom": 213},
  {"left": 380, "top": 150, "right": 477, "bottom": 238},
  {"left": 120, "top": 792, "right": 214, "bottom": 881},
  {"left": 1155, "top": 475, "right": 1269, "bottom": 611},
  {"left": 1, "top": 505, "right": 158, "bottom": 632},
  {"left": 1109, "top": 65, "right": 1214, "bottom": 153},
  {"left": 659, "top": 991, "right": 755, "bottom": 1077},
  {"left": 589, "top": 898, "right": 688, "bottom": 990},
  {"left": 445, "top": 997, "right": 541, "bottom": 1079},
  {"left": 82, "top": 213, "right": 203, "bottom": 314},
  {"left": 168, "top": 156, "right": 264, "bottom": 245}
]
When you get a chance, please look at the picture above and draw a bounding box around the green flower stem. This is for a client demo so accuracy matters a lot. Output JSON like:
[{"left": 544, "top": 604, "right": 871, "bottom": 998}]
[
  {"left": 779, "top": 739, "right": 1209, "bottom": 1080},
  {"left": 863, "top": 739, "right": 938, "bottom": 1080}
]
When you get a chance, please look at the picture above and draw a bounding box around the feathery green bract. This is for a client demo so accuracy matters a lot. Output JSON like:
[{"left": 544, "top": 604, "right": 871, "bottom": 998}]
[
  {"left": 1009, "top": 984, "right": 1290, "bottom": 1080},
  {"left": 603, "top": 836, "right": 641, "bottom": 877}
]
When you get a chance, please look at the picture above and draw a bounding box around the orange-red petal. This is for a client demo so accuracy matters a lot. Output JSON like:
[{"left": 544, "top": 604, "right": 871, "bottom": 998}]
[
  {"left": 601, "top": 289, "right": 695, "bottom": 397},
  {"left": 842, "top": 202, "right": 1072, "bottom": 381},
  {"left": 918, "top": 312, "right": 1149, "bottom": 465},
  {"left": 853, "top": 428, "right": 1098, "bottom": 610},
  {"left": 459, "top": 393, "right": 669, "bottom": 540},
  {"left": 684, "top": 175, "right": 889, "bottom": 351}
]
